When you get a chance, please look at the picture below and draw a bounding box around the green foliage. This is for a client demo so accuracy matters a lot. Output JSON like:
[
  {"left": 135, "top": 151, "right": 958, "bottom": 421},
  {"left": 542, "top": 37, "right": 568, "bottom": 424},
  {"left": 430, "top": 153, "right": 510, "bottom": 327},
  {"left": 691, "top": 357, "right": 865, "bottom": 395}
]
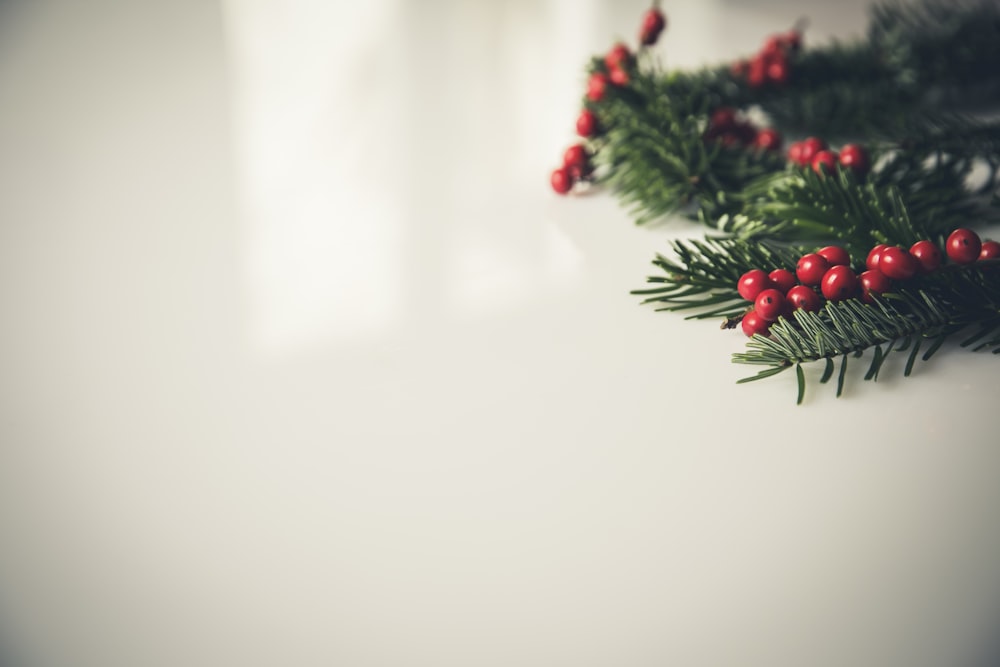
[
  {"left": 758, "top": 0, "right": 1000, "bottom": 136},
  {"left": 586, "top": 0, "right": 1000, "bottom": 400},
  {"left": 592, "top": 67, "right": 786, "bottom": 224},
  {"left": 633, "top": 177, "right": 1000, "bottom": 398},
  {"left": 586, "top": 1, "right": 1000, "bottom": 229},
  {"left": 634, "top": 237, "right": 802, "bottom": 319},
  {"left": 732, "top": 263, "right": 1000, "bottom": 403}
]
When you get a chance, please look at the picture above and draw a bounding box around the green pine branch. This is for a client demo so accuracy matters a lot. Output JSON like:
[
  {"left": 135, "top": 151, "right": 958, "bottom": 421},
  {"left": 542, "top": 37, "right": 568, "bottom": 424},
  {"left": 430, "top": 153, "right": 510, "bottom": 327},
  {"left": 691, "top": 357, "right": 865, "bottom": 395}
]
[
  {"left": 633, "top": 237, "right": 803, "bottom": 319},
  {"left": 750, "top": 0, "right": 1000, "bottom": 136},
  {"left": 584, "top": 0, "right": 1000, "bottom": 229},
  {"left": 733, "top": 263, "right": 1000, "bottom": 403},
  {"left": 570, "top": 0, "right": 1000, "bottom": 401}
]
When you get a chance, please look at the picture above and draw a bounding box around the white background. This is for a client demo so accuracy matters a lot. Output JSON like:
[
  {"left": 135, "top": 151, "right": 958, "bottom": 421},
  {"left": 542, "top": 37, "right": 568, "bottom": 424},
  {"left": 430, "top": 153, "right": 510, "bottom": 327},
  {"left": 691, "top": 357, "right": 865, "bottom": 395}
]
[{"left": 2, "top": 1, "right": 1000, "bottom": 666}]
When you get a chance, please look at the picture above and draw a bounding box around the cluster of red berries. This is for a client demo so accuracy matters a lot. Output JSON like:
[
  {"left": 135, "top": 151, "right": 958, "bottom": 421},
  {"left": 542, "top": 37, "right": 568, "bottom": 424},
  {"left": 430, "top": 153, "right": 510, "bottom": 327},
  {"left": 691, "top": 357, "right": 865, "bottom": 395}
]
[
  {"left": 550, "top": 144, "right": 594, "bottom": 194},
  {"left": 551, "top": 5, "right": 667, "bottom": 195},
  {"left": 552, "top": 42, "right": 635, "bottom": 195},
  {"left": 736, "top": 228, "right": 1000, "bottom": 337},
  {"left": 787, "top": 136, "right": 870, "bottom": 176},
  {"left": 586, "top": 41, "right": 634, "bottom": 105},
  {"left": 585, "top": 4, "right": 666, "bottom": 104},
  {"left": 704, "top": 107, "right": 782, "bottom": 153},
  {"left": 731, "top": 30, "right": 801, "bottom": 88}
]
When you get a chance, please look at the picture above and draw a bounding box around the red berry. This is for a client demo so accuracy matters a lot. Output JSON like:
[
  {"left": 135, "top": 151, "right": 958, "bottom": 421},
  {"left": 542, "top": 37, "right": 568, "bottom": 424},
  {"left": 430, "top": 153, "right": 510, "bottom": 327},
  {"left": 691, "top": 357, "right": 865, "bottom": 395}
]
[
  {"left": 639, "top": 8, "right": 666, "bottom": 46},
  {"left": 754, "top": 288, "right": 786, "bottom": 322},
  {"left": 878, "top": 246, "right": 918, "bottom": 280},
  {"left": 563, "top": 144, "right": 588, "bottom": 169},
  {"left": 859, "top": 269, "right": 891, "bottom": 303},
  {"left": 786, "top": 285, "right": 822, "bottom": 312},
  {"left": 737, "top": 269, "right": 773, "bottom": 301},
  {"left": 753, "top": 128, "right": 783, "bottom": 152},
  {"left": 817, "top": 245, "right": 851, "bottom": 267},
  {"left": 608, "top": 66, "right": 630, "bottom": 86},
  {"left": 710, "top": 107, "right": 737, "bottom": 131},
  {"left": 787, "top": 141, "right": 804, "bottom": 165},
  {"left": 796, "top": 253, "right": 831, "bottom": 286},
  {"left": 821, "top": 265, "right": 859, "bottom": 301},
  {"left": 741, "top": 310, "right": 771, "bottom": 337},
  {"left": 811, "top": 150, "right": 839, "bottom": 175},
  {"left": 576, "top": 109, "right": 598, "bottom": 137},
  {"left": 798, "top": 137, "right": 827, "bottom": 165},
  {"left": 766, "top": 58, "right": 790, "bottom": 85},
  {"left": 762, "top": 35, "right": 784, "bottom": 58},
  {"left": 747, "top": 56, "right": 767, "bottom": 87},
  {"left": 586, "top": 73, "right": 609, "bottom": 102},
  {"left": 768, "top": 268, "right": 797, "bottom": 293},
  {"left": 908, "top": 240, "right": 942, "bottom": 273},
  {"left": 838, "top": 144, "right": 870, "bottom": 175},
  {"left": 605, "top": 43, "right": 631, "bottom": 70},
  {"left": 550, "top": 167, "right": 573, "bottom": 195},
  {"left": 946, "top": 228, "right": 982, "bottom": 264},
  {"left": 866, "top": 244, "right": 888, "bottom": 271},
  {"left": 980, "top": 240, "right": 1000, "bottom": 260}
]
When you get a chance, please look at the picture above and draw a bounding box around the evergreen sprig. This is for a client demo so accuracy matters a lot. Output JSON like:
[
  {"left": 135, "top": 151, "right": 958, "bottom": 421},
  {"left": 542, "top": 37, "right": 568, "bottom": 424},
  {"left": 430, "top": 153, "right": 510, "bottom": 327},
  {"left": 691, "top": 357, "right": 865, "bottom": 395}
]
[
  {"left": 586, "top": 1, "right": 1000, "bottom": 229},
  {"left": 634, "top": 237, "right": 803, "bottom": 319},
  {"left": 732, "top": 263, "right": 1000, "bottom": 403},
  {"left": 572, "top": 0, "right": 1000, "bottom": 401}
]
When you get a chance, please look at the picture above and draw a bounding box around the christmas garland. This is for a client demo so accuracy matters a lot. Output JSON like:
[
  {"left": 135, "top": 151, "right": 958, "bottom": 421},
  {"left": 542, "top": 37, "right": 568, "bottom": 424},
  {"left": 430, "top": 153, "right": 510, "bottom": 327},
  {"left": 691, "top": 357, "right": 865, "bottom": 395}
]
[{"left": 551, "top": 0, "right": 1000, "bottom": 403}]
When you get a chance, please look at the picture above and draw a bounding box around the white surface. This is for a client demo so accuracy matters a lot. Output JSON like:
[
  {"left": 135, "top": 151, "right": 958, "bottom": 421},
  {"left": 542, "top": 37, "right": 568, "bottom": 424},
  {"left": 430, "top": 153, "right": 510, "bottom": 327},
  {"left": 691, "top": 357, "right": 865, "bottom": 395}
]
[{"left": 1, "top": 1, "right": 1000, "bottom": 666}]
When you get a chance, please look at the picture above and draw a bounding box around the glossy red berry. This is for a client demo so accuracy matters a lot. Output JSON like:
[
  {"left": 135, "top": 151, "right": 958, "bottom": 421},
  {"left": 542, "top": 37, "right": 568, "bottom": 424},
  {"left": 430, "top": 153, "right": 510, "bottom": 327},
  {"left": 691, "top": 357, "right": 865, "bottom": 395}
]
[
  {"left": 753, "top": 128, "right": 783, "bottom": 152},
  {"left": 908, "top": 240, "right": 942, "bottom": 273},
  {"left": 609, "top": 66, "right": 630, "bottom": 86},
  {"left": 787, "top": 141, "right": 804, "bottom": 165},
  {"left": 798, "top": 137, "right": 827, "bottom": 166},
  {"left": 768, "top": 268, "right": 797, "bottom": 293},
  {"left": 741, "top": 310, "right": 771, "bottom": 337},
  {"left": 878, "top": 246, "right": 918, "bottom": 280},
  {"left": 946, "top": 228, "right": 982, "bottom": 264},
  {"left": 766, "top": 58, "right": 790, "bottom": 85},
  {"left": 754, "top": 288, "right": 786, "bottom": 322},
  {"left": 866, "top": 244, "right": 888, "bottom": 271},
  {"left": 838, "top": 144, "right": 870, "bottom": 175},
  {"left": 859, "top": 269, "right": 891, "bottom": 303},
  {"left": 821, "top": 265, "right": 859, "bottom": 301},
  {"left": 576, "top": 109, "right": 598, "bottom": 137},
  {"left": 817, "top": 245, "right": 851, "bottom": 267},
  {"left": 550, "top": 167, "right": 573, "bottom": 195},
  {"left": 762, "top": 35, "right": 784, "bottom": 58},
  {"left": 605, "top": 43, "right": 631, "bottom": 70},
  {"left": 786, "top": 285, "right": 822, "bottom": 312},
  {"left": 980, "top": 240, "right": 1000, "bottom": 260},
  {"left": 737, "top": 269, "right": 773, "bottom": 301},
  {"left": 747, "top": 56, "right": 767, "bottom": 87},
  {"left": 586, "top": 73, "right": 609, "bottom": 102},
  {"left": 796, "top": 253, "right": 831, "bottom": 286},
  {"left": 639, "top": 8, "right": 667, "bottom": 46},
  {"left": 811, "top": 150, "right": 839, "bottom": 175},
  {"left": 563, "top": 144, "right": 588, "bottom": 169}
]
